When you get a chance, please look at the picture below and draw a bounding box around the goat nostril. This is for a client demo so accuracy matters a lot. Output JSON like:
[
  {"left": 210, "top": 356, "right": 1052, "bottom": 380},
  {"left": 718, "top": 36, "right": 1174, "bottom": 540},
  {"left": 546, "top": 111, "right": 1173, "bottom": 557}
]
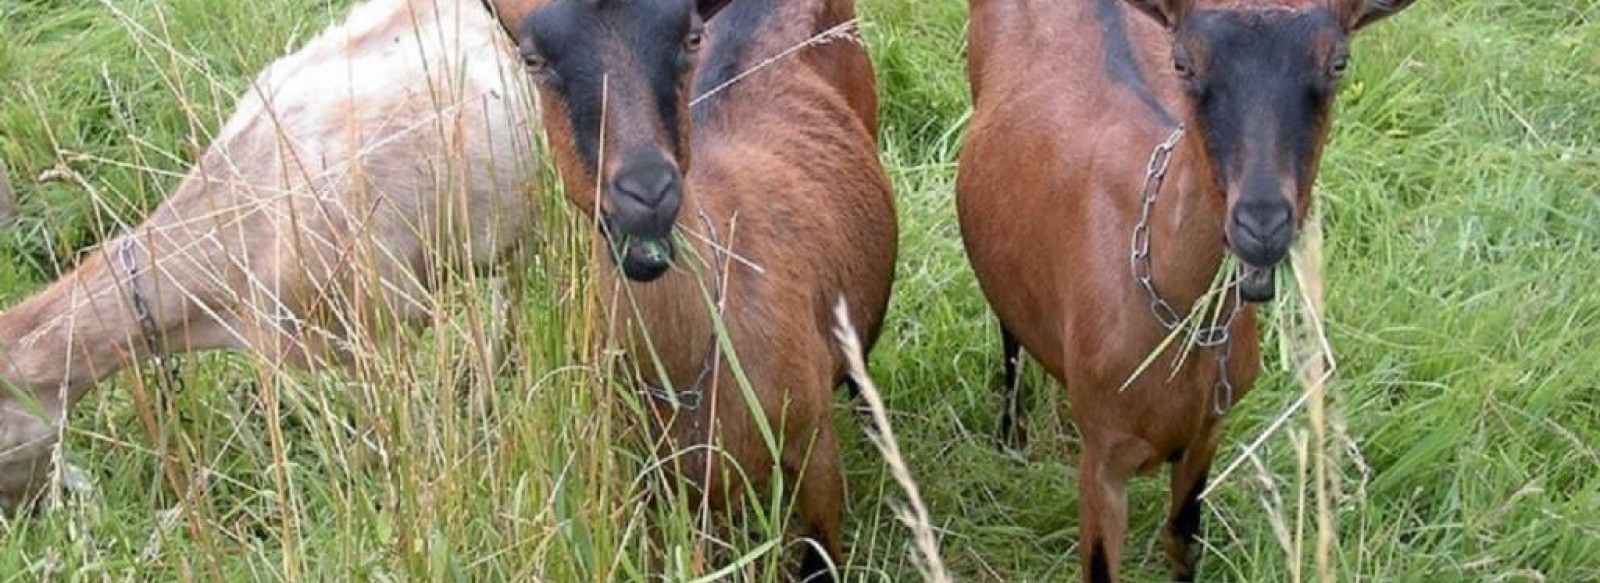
[
  {"left": 1234, "top": 206, "right": 1292, "bottom": 242},
  {"left": 611, "top": 165, "right": 679, "bottom": 207}
]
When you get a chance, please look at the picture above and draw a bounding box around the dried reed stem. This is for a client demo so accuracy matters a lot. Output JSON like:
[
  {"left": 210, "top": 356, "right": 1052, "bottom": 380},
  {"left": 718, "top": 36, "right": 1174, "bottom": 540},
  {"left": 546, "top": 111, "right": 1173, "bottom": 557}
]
[
  {"left": 689, "top": 19, "right": 862, "bottom": 108},
  {"left": 1290, "top": 211, "right": 1335, "bottom": 582},
  {"left": 1201, "top": 213, "right": 1337, "bottom": 502},
  {"left": 831, "top": 298, "right": 950, "bottom": 583}
]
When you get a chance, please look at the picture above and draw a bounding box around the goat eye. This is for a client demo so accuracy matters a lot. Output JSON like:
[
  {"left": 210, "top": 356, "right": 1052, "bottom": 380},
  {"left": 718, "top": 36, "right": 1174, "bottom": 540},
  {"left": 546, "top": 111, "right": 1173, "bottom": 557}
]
[
  {"left": 685, "top": 31, "right": 704, "bottom": 52},
  {"left": 1329, "top": 55, "right": 1350, "bottom": 79},
  {"left": 524, "top": 54, "right": 549, "bottom": 75},
  {"left": 1171, "top": 48, "right": 1195, "bottom": 80}
]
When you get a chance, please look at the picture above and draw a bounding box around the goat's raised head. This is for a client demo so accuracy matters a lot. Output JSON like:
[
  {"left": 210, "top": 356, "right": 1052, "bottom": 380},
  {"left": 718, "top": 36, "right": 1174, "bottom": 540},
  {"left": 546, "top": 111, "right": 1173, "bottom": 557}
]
[
  {"left": 1123, "top": 0, "right": 1418, "bottom": 301},
  {"left": 519, "top": 0, "right": 731, "bottom": 282}
]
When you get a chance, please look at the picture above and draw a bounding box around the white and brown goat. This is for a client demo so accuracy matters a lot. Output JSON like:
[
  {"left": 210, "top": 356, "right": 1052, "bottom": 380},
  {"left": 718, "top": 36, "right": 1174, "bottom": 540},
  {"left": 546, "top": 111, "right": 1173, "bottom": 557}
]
[{"left": 0, "top": 0, "right": 547, "bottom": 510}]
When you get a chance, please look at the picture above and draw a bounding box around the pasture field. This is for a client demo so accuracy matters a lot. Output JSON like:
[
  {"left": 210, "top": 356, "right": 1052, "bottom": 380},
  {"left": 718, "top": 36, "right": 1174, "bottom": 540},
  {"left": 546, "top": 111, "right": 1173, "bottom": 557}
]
[{"left": 1, "top": 0, "right": 1596, "bottom": 581}]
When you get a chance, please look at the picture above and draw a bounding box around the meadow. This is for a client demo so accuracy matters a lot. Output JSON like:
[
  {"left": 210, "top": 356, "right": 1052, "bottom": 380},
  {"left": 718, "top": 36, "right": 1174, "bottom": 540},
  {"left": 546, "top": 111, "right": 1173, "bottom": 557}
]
[{"left": 0, "top": 0, "right": 1596, "bottom": 581}]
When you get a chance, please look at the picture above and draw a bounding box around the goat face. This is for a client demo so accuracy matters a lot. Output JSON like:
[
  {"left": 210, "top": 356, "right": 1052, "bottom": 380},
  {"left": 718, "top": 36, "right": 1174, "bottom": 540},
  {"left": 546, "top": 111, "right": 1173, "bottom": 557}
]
[
  {"left": 1123, "top": 0, "right": 1420, "bottom": 300},
  {"left": 519, "top": 0, "right": 715, "bottom": 282}
]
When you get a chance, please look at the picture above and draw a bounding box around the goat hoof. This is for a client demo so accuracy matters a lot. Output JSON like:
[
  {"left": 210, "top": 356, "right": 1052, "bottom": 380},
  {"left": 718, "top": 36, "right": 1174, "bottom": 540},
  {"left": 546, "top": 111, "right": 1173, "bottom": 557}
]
[
  {"left": 852, "top": 403, "right": 881, "bottom": 436},
  {"left": 797, "top": 545, "right": 838, "bottom": 583},
  {"left": 991, "top": 374, "right": 1032, "bottom": 451},
  {"left": 996, "top": 415, "right": 1029, "bottom": 451},
  {"left": 992, "top": 422, "right": 1030, "bottom": 451},
  {"left": 60, "top": 463, "right": 95, "bottom": 496}
]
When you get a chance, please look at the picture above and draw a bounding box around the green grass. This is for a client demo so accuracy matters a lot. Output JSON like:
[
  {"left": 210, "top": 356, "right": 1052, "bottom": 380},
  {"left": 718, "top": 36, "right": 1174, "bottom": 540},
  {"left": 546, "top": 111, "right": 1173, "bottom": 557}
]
[{"left": 2, "top": 0, "right": 1597, "bottom": 581}]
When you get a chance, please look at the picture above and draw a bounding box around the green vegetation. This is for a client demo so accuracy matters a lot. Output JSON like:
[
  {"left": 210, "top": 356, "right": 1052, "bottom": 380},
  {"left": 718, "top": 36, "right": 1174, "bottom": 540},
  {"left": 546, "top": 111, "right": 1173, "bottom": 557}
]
[{"left": 1, "top": 0, "right": 1595, "bottom": 580}]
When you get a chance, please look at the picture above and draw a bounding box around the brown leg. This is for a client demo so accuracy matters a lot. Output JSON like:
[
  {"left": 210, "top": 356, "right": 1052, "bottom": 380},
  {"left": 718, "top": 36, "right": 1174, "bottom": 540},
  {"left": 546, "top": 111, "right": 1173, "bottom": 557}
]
[
  {"left": 0, "top": 247, "right": 165, "bottom": 510},
  {"left": 0, "top": 395, "right": 61, "bottom": 510},
  {"left": 1078, "top": 436, "right": 1149, "bottom": 583},
  {"left": 996, "top": 326, "right": 1031, "bottom": 449},
  {"left": 789, "top": 423, "right": 844, "bottom": 583},
  {"left": 1165, "top": 429, "right": 1221, "bottom": 582},
  {"left": 0, "top": 206, "right": 361, "bottom": 510},
  {"left": 841, "top": 377, "right": 880, "bottom": 436}
]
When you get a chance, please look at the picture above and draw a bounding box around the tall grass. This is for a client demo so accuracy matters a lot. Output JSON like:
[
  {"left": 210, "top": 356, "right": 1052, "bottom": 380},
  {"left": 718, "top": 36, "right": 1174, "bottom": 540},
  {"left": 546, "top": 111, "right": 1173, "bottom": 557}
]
[{"left": 1, "top": 0, "right": 1596, "bottom": 581}]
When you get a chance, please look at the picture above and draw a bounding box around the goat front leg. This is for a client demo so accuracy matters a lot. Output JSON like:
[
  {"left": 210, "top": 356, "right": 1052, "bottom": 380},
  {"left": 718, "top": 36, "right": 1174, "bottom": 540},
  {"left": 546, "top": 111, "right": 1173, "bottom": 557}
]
[
  {"left": 1076, "top": 432, "right": 1153, "bottom": 583},
  {"left": 995, "top": 324, "right": 1031, "bottom": 450},
  {"left": 0, "top": 246, "right": 146, "bottom": 509},
  {"left": 1165, "top": 425, "right": 1222, "bottom": 581},
  {"left": 788, "top": 420, "right": 844, "bottom": 583},
  {"left": 0, "top": 225, "right": 255, "bottom": 511}
]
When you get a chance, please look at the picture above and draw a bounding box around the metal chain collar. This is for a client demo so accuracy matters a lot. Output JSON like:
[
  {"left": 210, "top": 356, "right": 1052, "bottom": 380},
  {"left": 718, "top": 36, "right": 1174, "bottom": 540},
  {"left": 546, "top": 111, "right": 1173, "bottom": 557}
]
[
  {"left": 642, "top": 337, "right": 716, "bottom": 412},
  {"left": 1128, "top": 125, "right": 1242, "bottom": 416},
  {"left": 117, "top": 237, "right": 185, "bottom": 394},
  {"left": 640, "top": 206, "right": 730, "bottom": 413}
]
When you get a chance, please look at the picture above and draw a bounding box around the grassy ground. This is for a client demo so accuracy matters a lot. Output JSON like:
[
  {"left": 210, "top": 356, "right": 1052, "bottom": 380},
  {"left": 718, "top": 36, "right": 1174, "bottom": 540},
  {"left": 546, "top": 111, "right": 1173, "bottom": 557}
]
[{"left": 1, "top": 0, "right": 1597, "bottom": 581}]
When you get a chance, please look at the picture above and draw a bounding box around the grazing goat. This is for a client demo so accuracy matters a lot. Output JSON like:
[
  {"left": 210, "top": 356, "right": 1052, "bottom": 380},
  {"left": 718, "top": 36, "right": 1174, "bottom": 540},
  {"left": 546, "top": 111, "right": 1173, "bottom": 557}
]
[
  {"left": 516, "top": 0, "right": 895, "bottom": 578},
  {"left": 957, "top": 0, "right": 1419, "bottom": 580},
  {"left": 0, "top": 0, "right": 546, "bottom": 510}
]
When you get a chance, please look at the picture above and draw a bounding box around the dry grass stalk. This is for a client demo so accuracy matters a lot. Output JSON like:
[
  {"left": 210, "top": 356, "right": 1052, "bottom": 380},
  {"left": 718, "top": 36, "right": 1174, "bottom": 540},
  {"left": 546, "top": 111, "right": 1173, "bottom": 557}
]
[
  {"left": 1289, "top": 209, "right": 1335, "bottom": 582},
  {"left": 831, "top": 298, "right": 950, "bottom": 583},
  {"left": 1201, "top": 208, "right": 1337, "bottom": 502},
  {"left": 689, "top": 19, "right": 862, "bottom": 108},
  {"left": 1200, "top": 206, "right": 1337, "bottom": 579}
]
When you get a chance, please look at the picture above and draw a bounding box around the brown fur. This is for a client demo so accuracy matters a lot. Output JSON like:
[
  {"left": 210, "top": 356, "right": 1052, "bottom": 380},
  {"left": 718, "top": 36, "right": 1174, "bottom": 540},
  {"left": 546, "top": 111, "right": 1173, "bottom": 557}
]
[
  {"left": 958, "top": 0, "right": 1413, "bottom": 580},
  {"left": 526, "top": 0, "right": 894, "bottom": 576}
]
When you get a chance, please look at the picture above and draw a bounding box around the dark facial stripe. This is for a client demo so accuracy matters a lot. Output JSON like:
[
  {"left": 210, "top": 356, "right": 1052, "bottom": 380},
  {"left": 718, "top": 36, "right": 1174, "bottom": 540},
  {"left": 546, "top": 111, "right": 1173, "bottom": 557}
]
[
  {"left": 525, "top": 1, "right": 600, "bottom": 171},
  {"left": 648, "top": 32, "right": 688, "bottom": 161},
  {"left": 1182, "top": 9, "right": 1340, "bottom": 189},
  {"left": 524, "top": 0, "right": 693, "bottom": 173},
  {"left": 1098, "top": 0, "right": 1178, "bottom": 127}
]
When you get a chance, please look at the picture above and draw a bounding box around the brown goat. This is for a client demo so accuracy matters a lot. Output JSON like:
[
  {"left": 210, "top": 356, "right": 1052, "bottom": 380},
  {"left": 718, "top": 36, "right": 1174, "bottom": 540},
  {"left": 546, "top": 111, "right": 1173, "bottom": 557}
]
[
  {"left": 0, "top": 0, "right": 545, "bottom": 510},
  {"left": 958, "top": 0, "right": 1418, "bottom": 580},
  {"left": 516, "top": 0, "right": 895, "bottom": 578}
]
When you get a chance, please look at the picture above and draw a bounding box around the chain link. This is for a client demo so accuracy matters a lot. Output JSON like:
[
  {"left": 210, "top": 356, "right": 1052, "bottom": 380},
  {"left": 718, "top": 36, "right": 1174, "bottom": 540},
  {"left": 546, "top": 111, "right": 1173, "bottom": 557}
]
[
  {"left": 1128, "top": 125, "right": 1242, "bottom": 416},
  {"left": 645, "top": 377, "right": 705, "bottom": 410},
  {"left": 1211, "top": 284, "right": 1242, "bottom": 416},
  {"left": 117, "top": 238, "right": 185, "bottom": 395},
  {"left": 641, "top": 302, "right": 717, "bottom": 413},
  {"left": 1130, "top": 125, "right": 1188, "bottom": 331},
  {"left": 641, "top": 206, "right": 729, "bottom": 413}
]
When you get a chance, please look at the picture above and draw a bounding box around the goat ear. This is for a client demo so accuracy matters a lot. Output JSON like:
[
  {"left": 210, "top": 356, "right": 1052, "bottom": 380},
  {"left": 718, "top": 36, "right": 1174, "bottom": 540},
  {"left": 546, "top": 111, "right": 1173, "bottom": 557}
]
[
  {"left": 1121, "top": 0, "right": 1188, "bottom": 29},
  {"left": 695, "top": 0, "right": 735, "bottom": 20},
  {"left": 1338, "top": 0, "right": 1420, "bottom": 30}
]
